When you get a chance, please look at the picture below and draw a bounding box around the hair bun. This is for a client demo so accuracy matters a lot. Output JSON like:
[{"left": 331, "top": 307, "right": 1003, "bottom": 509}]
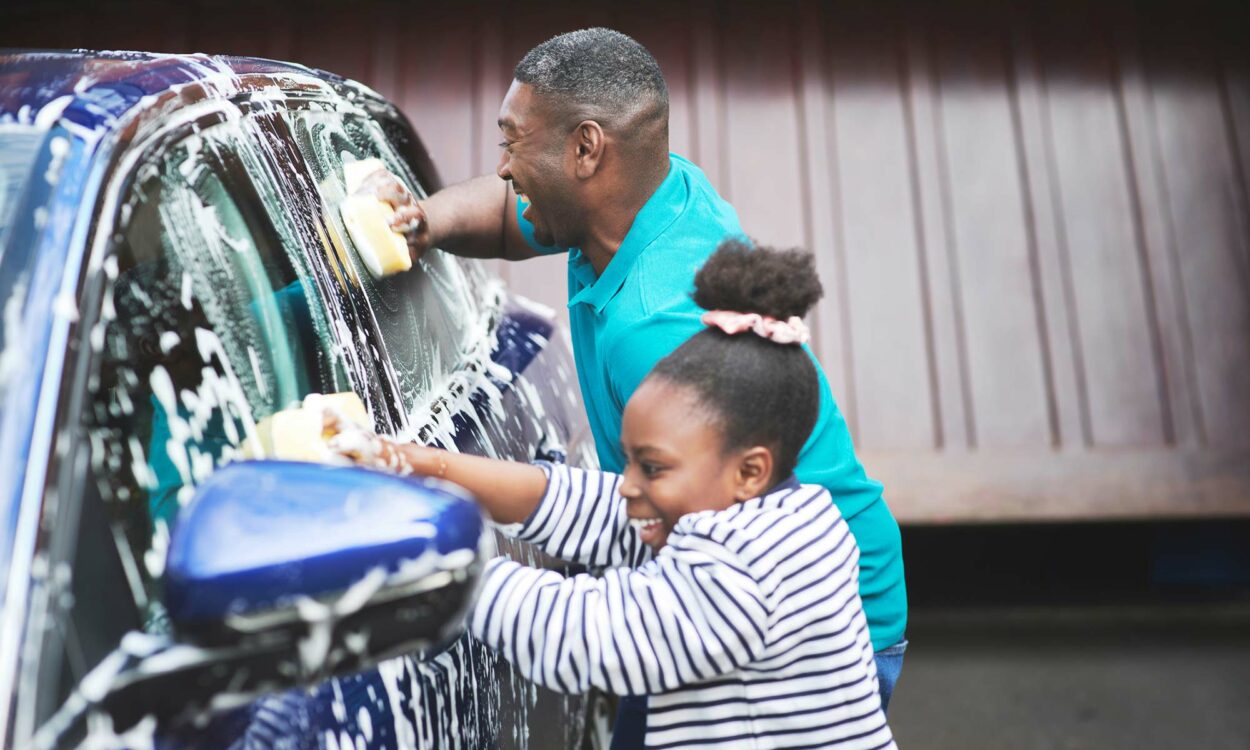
[{"left": 692, "top": 239, "right": 823, "bottom": 321}]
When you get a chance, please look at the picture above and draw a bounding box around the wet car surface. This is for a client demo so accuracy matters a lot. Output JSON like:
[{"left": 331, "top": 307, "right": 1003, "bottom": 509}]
[{"left": 0, "top": 50, "right": 596, "bottom": 749}]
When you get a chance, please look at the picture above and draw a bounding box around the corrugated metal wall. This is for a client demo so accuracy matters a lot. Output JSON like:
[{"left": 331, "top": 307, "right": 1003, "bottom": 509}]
[{"left": 5, "top": 0, "right": 1250, "bottom": 522}]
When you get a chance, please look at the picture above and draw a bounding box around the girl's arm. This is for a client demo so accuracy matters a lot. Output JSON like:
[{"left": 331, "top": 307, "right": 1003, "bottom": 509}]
[
  {"left": 512, "top": 463, "right": 651, "bottom": 569},
  {"left": 333, "top": 431, "right": 650, "bottom": 568},
  {"left": 331, "top": 432, "right": 546, "bottom": 523},
  {"left": 393, "top": 444, "right": 548, "bottom": 524},
  {"left": 469, "top": 534, "right": 770, "bottom": 696}
]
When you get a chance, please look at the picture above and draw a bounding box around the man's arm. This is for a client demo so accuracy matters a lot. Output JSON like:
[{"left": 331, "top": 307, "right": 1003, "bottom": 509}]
[{"left": 365, "top": 170, "right": 538, "bottom": 262}]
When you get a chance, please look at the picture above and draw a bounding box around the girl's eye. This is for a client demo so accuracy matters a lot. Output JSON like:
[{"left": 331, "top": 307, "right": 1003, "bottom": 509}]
[{"left": 640, "top": 462, "right": 662, "bottom": 478}]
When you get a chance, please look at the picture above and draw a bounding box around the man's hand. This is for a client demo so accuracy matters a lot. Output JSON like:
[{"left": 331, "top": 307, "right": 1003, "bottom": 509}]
[{"left": 356, "top": 168, "right": 433, "bottom": 263}]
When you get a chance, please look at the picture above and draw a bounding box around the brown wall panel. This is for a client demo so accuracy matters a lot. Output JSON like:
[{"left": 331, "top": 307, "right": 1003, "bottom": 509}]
[
  {"left": 1114, "top": 17, "right": 1205, "bottom": 451},
  {"left": 390, "top": 6, "right": 477, "bottom": 186},
  {"left": 192, "top": 4, "right": 293, "bottom": 61},
  {"left": 797, "top": 2, "right": 849, "bottom": 404},
  {"left": 904, "top": 19, "right": 974, "bottom": 452},
  {"left": 932, "top": 20, "right": 1053, "bottom": 448},
  {"left": 1146, "top": 38, "right": 1250, "bottom": 448},
  {"left": 87, "top": 1, "right": 189, "bottom": 54},
  {"left": 1010, "top": 19, "right": 1087, "bottom": 452},
  {"left": 4, "top": 0, "right": 1249, "bottom": 520},
  {"left": 290, "top": 5, "right": 373, "bottom": 85},
  {"left": 720, "top": 1, "right": 806, "bottom": 251},
  {"left": 687, "top": 0, "right": 727, "bottom": 193},
  {"left": 826, "top": 15, "right": 935, "bottom": 450},
  {"left": 1038, "top": 12, "right": 1169, "bottom": 448}
]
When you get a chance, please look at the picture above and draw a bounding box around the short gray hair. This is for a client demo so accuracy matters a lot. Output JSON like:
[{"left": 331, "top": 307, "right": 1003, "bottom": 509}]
[{"left": 514, "top": 28, "right": 669, "bottom": 126}]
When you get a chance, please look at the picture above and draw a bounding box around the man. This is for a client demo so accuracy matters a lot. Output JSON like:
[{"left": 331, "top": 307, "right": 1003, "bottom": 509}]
[{"left": 373, "top": 28, "right": 908, "bottom": 710}]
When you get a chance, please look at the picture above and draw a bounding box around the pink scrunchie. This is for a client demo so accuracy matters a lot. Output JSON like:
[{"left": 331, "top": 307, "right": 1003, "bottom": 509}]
[{"left": 701, "top": 310, "right": 810, "bottom": 345}]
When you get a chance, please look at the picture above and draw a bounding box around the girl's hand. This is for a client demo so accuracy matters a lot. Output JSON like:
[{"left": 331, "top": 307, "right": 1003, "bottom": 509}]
[
  {"left": 325, "top": 416, "right": 410, "bottom": 473},
  {"left": 325, "top": 414, "right": 452, "bottom": 480}
]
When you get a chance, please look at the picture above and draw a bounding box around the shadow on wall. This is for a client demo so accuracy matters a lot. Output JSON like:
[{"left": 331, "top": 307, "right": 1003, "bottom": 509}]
[{"left": 904, "top": 519, "right": 1250, "bottom": 608}]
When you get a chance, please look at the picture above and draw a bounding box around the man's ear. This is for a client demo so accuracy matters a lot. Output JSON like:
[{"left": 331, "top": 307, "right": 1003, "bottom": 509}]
[
  {"left": 734, "top": 446, "right": 774, "bottom": 500},
  {"left": 572, "top": 120, "right": 606, "bottom": 178}
]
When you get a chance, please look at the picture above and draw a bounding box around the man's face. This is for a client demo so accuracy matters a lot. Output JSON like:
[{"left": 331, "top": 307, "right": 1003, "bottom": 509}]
[
  {"left": 496, "top": 80, "right": 580, "bottom": 248},
  {"left": 619, "top": 379, "right": 744, "bottom": 552}
]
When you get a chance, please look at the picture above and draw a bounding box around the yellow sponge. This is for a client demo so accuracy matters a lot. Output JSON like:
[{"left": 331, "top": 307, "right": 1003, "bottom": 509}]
[
  {"left": 343, "top": 158, "right": 387, "bottom": 194},
  {"left": 339, "top": 158, "right": 413, "bottom": 279},
  {"left": 243, "top": 392, "right": 371, "bottom": 462}
]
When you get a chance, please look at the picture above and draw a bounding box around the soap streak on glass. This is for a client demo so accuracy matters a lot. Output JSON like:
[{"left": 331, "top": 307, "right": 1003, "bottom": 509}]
[{"left": 66, "top": 65, "right": 591, "bottom": 748}]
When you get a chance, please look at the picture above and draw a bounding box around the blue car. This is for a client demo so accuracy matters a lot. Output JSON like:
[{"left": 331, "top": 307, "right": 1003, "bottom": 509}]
[{"left": 0, "top": 50, "right": 597, "bottom": 749}]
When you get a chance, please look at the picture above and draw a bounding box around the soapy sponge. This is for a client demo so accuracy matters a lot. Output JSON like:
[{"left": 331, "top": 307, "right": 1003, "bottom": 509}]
[
  {"left": 339, "top": 158, "right": 413, "bottom": 279},
  {"left": 245, "top": 392, "right": 372, "bottom": 463}
]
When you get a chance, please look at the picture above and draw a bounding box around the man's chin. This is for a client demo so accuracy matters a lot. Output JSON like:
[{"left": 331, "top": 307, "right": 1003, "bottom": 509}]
[{"left": 533, "top": 228, "right": 557, "bottom": 247}]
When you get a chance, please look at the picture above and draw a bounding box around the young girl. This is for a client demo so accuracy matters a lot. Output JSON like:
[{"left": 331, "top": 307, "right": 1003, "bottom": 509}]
[{"left": 334, "top": 242, "right": 895, "bottom": 750}]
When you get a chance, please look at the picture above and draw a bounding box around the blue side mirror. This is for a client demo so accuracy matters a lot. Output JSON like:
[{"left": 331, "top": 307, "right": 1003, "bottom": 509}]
[
  {"left": 165, "top": 461, "right": 485, "bottom": 665},
  {"left": 168, "top": 461, "right": 480, "bottom": 617},
  {"left": 34, "top": 461, "right": 487, "bottom": 741}
]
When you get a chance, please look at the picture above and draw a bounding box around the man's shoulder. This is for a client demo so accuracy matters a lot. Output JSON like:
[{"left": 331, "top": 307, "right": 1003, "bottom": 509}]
[
  {"left": 668, "top": 153, "right": 715, "bottom": 193},
  {"left": 667, "top": 153, "right": 740, "bottom": 229}
]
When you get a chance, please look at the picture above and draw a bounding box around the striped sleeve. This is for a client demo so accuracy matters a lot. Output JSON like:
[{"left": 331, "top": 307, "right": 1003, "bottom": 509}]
[
  {"left": 510, "top": 463, "right": 652, "bottom": 569},
  {"left": 469, "top": 534, "right": 769, "bottom": 695}
]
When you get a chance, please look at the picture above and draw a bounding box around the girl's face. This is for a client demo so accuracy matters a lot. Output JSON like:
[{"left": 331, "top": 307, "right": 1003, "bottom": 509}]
[{"left": 619, "top": 379, "right": 773, "bottom": 552}]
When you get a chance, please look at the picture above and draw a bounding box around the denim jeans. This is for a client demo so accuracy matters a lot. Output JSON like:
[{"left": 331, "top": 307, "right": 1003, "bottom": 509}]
[
  {"left": 609, "top": 695, "right": 648, "bottom": 750},
  {"left": 874, "top": 638, "right": 908, "bottom": 714}
]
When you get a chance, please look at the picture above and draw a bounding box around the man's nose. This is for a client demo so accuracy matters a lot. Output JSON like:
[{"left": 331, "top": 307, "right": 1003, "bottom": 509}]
[{"left": 496, "top": 149, "right": 511, "bottom": 180}]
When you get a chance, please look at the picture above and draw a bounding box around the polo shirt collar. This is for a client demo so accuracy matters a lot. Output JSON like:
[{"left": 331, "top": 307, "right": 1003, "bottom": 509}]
[{"left": 569, "top": 156, "right": 683, "bottom": 313}]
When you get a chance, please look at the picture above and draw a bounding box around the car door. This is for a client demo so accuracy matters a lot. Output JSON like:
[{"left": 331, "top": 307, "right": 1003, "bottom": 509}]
[
  {"left": 17, "top": 98, "right": 347, "bottom": 746},
  {"left": 19, "top": 85, "right": 588, "bottom": 749}
]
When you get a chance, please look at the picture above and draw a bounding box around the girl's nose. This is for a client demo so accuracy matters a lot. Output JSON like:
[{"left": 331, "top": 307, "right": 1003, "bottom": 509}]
[{"left": 619, "top": 472, "right": 641, "bottom": 500}]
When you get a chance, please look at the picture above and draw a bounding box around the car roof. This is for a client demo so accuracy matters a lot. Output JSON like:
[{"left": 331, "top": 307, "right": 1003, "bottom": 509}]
[
  {"left": 0, "top": 51, "right": 374, "bottom": 620},
  {"left": 0, "top": 49, "right": 347, "bottom": 133}
]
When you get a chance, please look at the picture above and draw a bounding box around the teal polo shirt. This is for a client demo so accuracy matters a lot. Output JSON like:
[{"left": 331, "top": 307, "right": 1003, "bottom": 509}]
[{"left": 517, "top": 153, "right": 906, "bottom": 650}]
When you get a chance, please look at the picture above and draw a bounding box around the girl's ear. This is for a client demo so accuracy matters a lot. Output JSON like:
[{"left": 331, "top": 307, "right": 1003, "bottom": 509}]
[{"left": 735, "top": 446, "right": 774, "bottom": 500}]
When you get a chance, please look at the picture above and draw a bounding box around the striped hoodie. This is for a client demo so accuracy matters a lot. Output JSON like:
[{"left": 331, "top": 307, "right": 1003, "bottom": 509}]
[{"left": 469, "top": 464, "right": 896, "bottom": 750}]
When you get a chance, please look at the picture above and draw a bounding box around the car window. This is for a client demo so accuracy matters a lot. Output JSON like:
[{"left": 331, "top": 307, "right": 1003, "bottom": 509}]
[
  {"left": 0, "top": 124, "right": 44, "bottom": 252},
  {"left": 287, "top": 109, "right": 483, "bottom": 423},
  {"left": 85, "top": 118, "right": 348, "bottom": 626}
]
